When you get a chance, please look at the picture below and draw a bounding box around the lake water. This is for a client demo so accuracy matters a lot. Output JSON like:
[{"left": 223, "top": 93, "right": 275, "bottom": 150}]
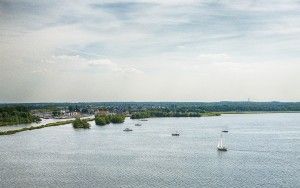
[{"left": 0, "top": 113, "right": 299, "bottom": 187}]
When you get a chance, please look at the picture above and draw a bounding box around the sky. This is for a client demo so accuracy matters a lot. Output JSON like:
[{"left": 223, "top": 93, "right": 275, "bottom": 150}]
[{"left": 0, "top": 0, "right": 299, "bottom": 102}]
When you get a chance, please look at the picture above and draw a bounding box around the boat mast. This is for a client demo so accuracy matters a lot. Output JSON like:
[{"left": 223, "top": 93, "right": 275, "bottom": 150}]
[{"left": 220, "top": 133, "right": 223, "bottom": 147}]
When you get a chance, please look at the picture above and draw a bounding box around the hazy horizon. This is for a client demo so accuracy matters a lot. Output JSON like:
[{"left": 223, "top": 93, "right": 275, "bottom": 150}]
[
  {"left": 1, "top": 0, "right": 299, "bottom": 102},
  {"left": 1, "top": 100, "right": 300, "bottom": 104}
]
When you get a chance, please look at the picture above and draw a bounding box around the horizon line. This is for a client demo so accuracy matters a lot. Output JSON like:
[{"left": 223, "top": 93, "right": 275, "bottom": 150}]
[{"left": 1, "top": 100, "right": 300, "bottom": 104}]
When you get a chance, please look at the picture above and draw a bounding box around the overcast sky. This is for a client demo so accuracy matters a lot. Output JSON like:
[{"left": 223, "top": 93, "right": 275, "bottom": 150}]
[{"left": 0, "top": 0, "right": 299, "bottom": 102}]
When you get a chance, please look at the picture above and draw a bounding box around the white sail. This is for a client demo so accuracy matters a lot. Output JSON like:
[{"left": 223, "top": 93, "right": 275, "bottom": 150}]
[
  {"left": 217, "top": 133, "right": 227, "bottom": 151},
  {"left": 219, "top": 134, "right": 224, "bottom": 147}
]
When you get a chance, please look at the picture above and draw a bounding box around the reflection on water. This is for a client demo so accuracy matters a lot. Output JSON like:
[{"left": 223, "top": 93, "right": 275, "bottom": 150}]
[
  {"left": 217, "top": 150, "right": 227, "bottom": 158},
  {"left": 0, "top": 113, "right": 299, "bottom": 187}
]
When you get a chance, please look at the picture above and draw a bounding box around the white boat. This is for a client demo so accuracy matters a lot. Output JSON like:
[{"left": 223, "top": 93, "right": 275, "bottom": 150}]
[
  {"left": 217, "top": 134, "right": 227, "bottom": 151},
  {"left": 172, "top": 131, "right": 180, "bottom": 136},
  {"left": 123, "top": 128, "right": 133, "bottom": 132},
  {"left": 222, "top": 126, "right": 229, "bottom": 133}
]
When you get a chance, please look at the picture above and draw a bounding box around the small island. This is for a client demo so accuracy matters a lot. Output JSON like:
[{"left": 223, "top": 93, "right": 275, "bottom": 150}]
[
  {"left": 72, "top": 118, "right": 91, "bottom": 129},
  {"left": 95, "top": 114, "right": 125, "bottom": 126}
]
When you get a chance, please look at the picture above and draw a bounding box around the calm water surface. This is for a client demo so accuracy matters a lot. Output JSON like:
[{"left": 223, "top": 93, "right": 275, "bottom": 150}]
[{"left": 0, "top": 113, "right": 299, "bottom": 187}]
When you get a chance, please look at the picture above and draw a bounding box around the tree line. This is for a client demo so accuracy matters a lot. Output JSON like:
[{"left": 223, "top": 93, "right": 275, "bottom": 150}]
[
  {"left": 5, "top": 101, "right": 299, "bottom": 113},
  {"left": 0, "top": 106, "right": 41, "bottom": 126},
  {"left": 95, "top": 114, "right": 125, "bottom": 126},
  {"left": 130, "top": 110, "right": 221, "bottom": 119}
]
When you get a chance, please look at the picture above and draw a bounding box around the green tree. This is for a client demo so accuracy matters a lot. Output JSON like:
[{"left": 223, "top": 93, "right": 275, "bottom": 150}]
[
  {"left": 95, "top": 116, "right": 108, "bottom": 126},
  {"left": 109, "top": 114, "right": 125, "bottom": 123},
  {"left": 95, "top": 114, "right": 125, "bottom": 125},
  {"left": 72, "top": 118, "right": 90, "bottom": 129}
]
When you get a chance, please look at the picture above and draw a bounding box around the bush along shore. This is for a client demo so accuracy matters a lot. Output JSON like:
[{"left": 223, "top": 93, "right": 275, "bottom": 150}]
[
  {"left": 0, "top": 117, "right": 95, "bottom": 135},
  {"left": 95, "top": 114, "right": 125, "bottom": 126},
  {"left": 72, "top": 118, "right": 91, "bottom": 129}
]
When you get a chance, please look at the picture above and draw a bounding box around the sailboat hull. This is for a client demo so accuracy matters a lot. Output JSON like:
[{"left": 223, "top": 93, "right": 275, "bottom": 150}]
[{"left": 217, "top": 147, "right": 227, "bottom": 151}]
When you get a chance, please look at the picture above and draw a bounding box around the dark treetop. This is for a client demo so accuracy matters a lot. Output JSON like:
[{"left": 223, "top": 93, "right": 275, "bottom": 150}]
[{"left": 0, "top": 106, "right": 41, "bottom": 126}]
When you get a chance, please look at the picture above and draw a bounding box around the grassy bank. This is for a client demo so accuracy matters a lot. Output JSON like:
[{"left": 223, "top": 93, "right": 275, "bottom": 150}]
[{"left": 0, "top": 118, "right": 95, "bottom": 136}]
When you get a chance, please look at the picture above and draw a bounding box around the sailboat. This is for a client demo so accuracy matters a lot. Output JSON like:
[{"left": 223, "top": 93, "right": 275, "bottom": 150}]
[
  {"left": 123, "top": 128, "right": 133, "bottom": 132},
  {"left": 222, "top": 125, "right": 229, "bottom": 133},
  {"left": 171, "top": 130, "right": 180, "bottom": 136},
  {"left": 217, "top": 134, "right": 227, "bottom": 151},
  {"left": 172, "top": 132, "right": 180, "bottom": 136}
]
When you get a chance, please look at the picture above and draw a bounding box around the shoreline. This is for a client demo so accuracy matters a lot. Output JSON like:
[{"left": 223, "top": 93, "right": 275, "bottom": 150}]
[
  {"left": 1, "top": 112, "right": 299, "bottom": 135},
  {"left": 220, "top": 111, "right": 300, "bottom": 114},
  {"left": 130, "top": 111, "right": 300, "bottom": 119},
  {"left": 0, "top": 118, "right": 95, "bottom": 136}
]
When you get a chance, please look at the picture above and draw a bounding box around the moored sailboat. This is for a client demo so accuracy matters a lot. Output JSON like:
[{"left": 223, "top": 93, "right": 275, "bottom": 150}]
[
  {"left": 217, "top": 134, "right": 227, "bottom": 151},
  {"left": 123, "top": 128, "right": 133, "bottom": 132},
  {"left": 172, "top": 132, "right": 180, "bottom": 136}
]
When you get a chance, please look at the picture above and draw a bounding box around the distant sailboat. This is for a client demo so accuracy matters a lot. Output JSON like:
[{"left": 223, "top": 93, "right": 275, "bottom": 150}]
[
  {"left": 222, "top": 125, "right": 229, "bottom": 133},
  {"left": 217, "top": 134, "right": 227, "bottom": 151},
  {"left": 123, "top": 128, "right": 133, "bottom": 132},
  {"left": 172, "top": 130, "right": 180, "bottom": 136}
]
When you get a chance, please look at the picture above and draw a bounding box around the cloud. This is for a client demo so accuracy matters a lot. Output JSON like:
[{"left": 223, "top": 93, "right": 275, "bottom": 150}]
[
  {"left": 0, "top": 0, "right": 299, "bottom": 102},
  {"left": 88, "top": 59, "right": 113, "bottom": 67},
  {"left": 197, "top": 53, "right": 231, "bottom": 60},
  {"left": 44, "top": 55, "right": 144, "bottom": 75},
  {"left": 219, "top": 0, "right": 300, "bottom": 12}
]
